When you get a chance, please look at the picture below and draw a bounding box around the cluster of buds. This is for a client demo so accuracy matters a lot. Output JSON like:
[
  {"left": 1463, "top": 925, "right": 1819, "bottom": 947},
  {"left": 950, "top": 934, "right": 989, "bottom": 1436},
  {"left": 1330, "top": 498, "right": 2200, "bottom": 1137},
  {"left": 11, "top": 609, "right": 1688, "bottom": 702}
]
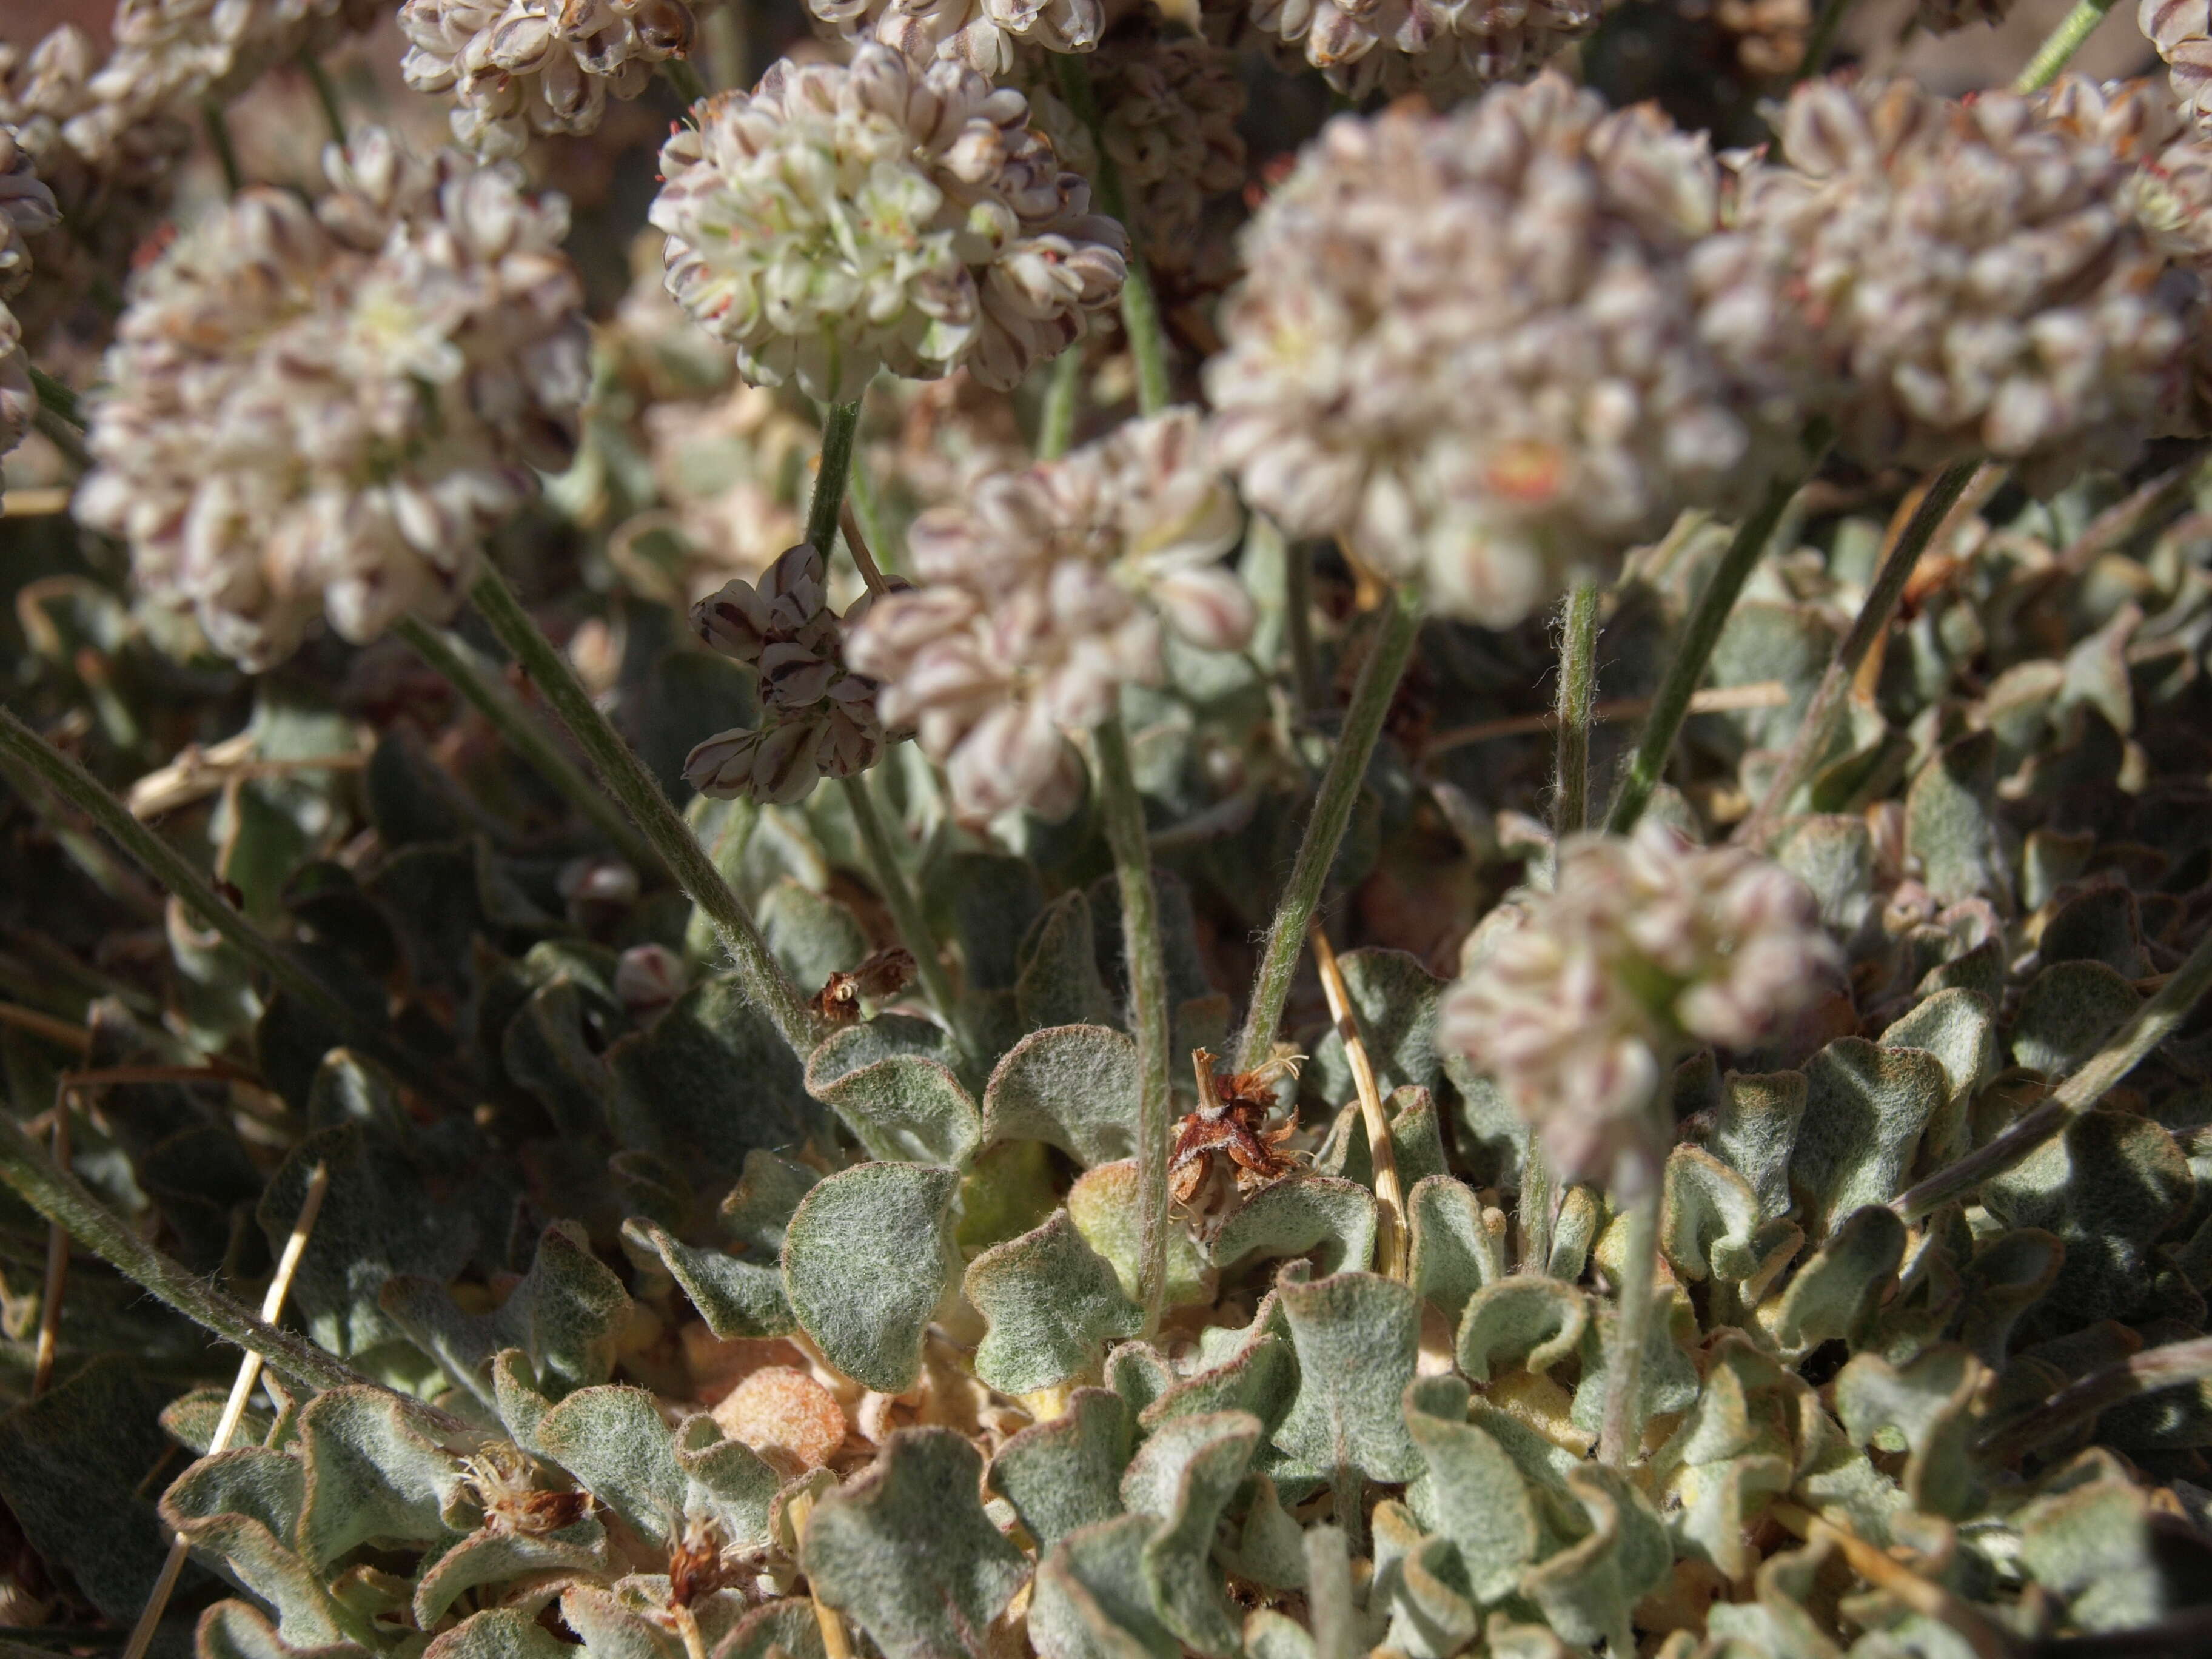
[
  {"left": 650, "top": 45, "right": 1125, "bottom": 401},
  {"left": 683, "top": 545, "right": 892, "bottom": 805},
  {"left": 1209, "top": 73, "right": 1764, "bottom": 627},
  {"left": 1438, "top": 822, "right": 1837, "bottom": 1195},
  {"left": 400, "top": 0, "right": 700, "bottom": 157},
  {"left": 73, "top": 127, "right": 589, "bottom": 669},
  {"left": 807, "top": 0, "right": 1102, "bottom": 76},
  {"left": 1239, "top": 0, "right": 1607, "bottom": 101},
  {"left": 0, "top": 126, "right": 58, "bottom": 456},
  {"left": 846, "top": 409, "right": 1250, "bottom": 822}
]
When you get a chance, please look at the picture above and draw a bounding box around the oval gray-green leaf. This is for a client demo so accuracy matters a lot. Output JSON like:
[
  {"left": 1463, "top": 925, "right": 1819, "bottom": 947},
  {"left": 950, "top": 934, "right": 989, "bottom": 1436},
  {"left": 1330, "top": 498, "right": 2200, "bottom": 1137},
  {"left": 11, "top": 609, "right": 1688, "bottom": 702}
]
[{"left": 783, "top": 1162, "right": 960, "bottom": 1393}]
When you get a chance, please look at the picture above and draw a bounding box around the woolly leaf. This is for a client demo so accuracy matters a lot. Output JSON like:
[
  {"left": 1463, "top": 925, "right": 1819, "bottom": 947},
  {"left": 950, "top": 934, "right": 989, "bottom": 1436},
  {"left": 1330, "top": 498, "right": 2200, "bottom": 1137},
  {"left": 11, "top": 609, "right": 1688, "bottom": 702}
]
[
  {"left": 607, "top": 976, "right": 816, "bottom": 1179},
  {"left": 1272, "top": 1270, "right": 1421, "bottom": 1484},
  {"left": 716, "top": 1598, "right": 830, "bottom": 1659},
  {"left": 988, "top": 1388, "right": 1132, "bottom": 1552},
  {"left": 534, "top": 1384, "right": 777, "bottom": 1551},
  {"left": 293, "top": 1388, "right": 464, "bottom": 1568},
  {"left": 623, "top": 1218, "right": 794, "bottom": 1339},
  {"left": 413, "top": 1518, "right": 607, "bottom": 1627},
  {"left": 1121, "top": 1411, "right": 1259, "bottom": 1655},
  {"left": 422, "top": 1608, "right": 572, "bottom": 1659},
  {"left": 1139, "top": 1299, "right": 1297, "bottom": 1439},
  {"left": 782, "top": 1162, "right": 960, "bottom": 1392},
  {"left": 1031, "top": 1514, "right": 1180, "bottom": 1659},
  {"left": 1834, "top": 1345, "right": 1988, "bottom": 1518},
  {"left": 805, "top": 1031, "right": 981, "bottom": 1166},
  {"left": 1211, "top": 1175, "right": 1377, "bottom": 1276},
  {"left": 2011, "top": 960, "right": 2141, "bottom": 1077},
  {"left": 1518, "top": 1467, "right": 1670, "bottom": 1655},
  {"left": 965, "top": 1210, "right": 1142, "bottom": 1394},
  {"left": 1456, "top": 1276, "right": 1587, "bottom": 1382},
  {"left": 162, "top": 1458, "right": 353, "bottom": 1649},
  {"left": 1788, "top": 1039, "right": 1943, "bottom": 1238},
  {"left": 0, "top": 1358, "right": 182, "bottom": 1620},
  {"left": 1066, "top": 1161, "right": 1214, "bottom": 1309},
  {"left": 1370, "top": 1498, "right": 1479, "bottom": 1659},
  {"left": 1404, "top": 1377, "right": 1537, "bottom": 1603},
  {"left": 760, "top": 878, "right": 870, "bottom": 992},
  {"left": 1216, "top": 1474, "right": 1306, "bottom": 1591},
  {"left": 503, "top": 977, "right": 615, "bottom": 1139},
  {"left": 1879, "top": 988, "right": 1997, "bottom": 1168},
  {"left": 1018, "top": 891, "right": 1118, "bottom": 1031},
  {"left": 196, "top": 1601, "right": 369, "bottom": 1659},
  {"left": 981, "top": 1025, "right": 1141, "bottom": 1168},
  {"left": 718, "top": 1150, "right": 820, "bottom": 1253},
  {"left": 1763, "top": 1204, "right": 1906, "bottom": 1353},
  {"left": 804, "top": 1427, "right": 1029, "bottom": 1659},
  {"left": 1905, "top": 731, "right": 1999, "bottom": 905},
  {"left": 1406, "top": 1173, "right": 1504, "bottom": 1328},
  {"left": 1689, "top": 1070, "right": 1806, "bottom": 1221},
  {"left": 937, "top": 851, "right": 1046, "bottom": 995}
]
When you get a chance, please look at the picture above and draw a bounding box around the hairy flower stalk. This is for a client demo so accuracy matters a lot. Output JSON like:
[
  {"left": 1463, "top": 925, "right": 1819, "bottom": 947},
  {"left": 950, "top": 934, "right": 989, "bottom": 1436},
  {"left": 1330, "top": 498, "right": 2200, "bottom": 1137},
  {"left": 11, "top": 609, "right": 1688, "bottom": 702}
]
[
  {"left": 400, "top": 0, "right": 702, "bottom": 156},
  {"left": 1439, "top": 823, "right": 1835, "bottom": 1461},
  {"left": 651, "top": 45, "right": 1126, "bottom": 403},
  {"left": 74, "top": 126, "right": 589, "bottom": 670},
  {"left": 1209, "top": 72, "right": 1775, "bottom": 629},
  {"left": 846, "top": 407, "right": 1251, "bottom": 823}
]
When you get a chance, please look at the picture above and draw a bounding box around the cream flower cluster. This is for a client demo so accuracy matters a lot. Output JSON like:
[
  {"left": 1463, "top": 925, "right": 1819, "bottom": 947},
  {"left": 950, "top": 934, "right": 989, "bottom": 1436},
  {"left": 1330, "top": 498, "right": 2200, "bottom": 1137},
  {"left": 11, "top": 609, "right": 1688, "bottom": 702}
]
[
  {"left": 1208, "top": 73, "right": 1761, "bottom": 628},
  {"left": 806, "top": 0, "right": 1102, "bottom": 78},
  {"left": 1694, "top": 76, "right": 2197, "bottom": 492},
  {"left": 400, "top": 0, "right": 700, "bottom": 158},
  {"left": 1242, "top": 0, "right": 1609, "bottom": 101},
  {"left": 651, "top": 45, "right": 1125, "bottom": 403},
  {"left": 2145, "top": 0, "right": 2212, "bottom": 128},
  {"left": 1437, "top": 822, "right": 1836, "bottom": 1194},
  {"left": 75, "top": 129, "right": 589, "bottom": 669},
  {"left": 684, "top": 545, "right": 890, "bottom": 805},
  {"left": 846, "top": 409, "right": 1250, "bottom": 823},
  {"left": 1021, "top": 32, "right": 1247, "bottom": 273},
  {"left": 0, "top": 127, "right": 59, "bottom": 457}
]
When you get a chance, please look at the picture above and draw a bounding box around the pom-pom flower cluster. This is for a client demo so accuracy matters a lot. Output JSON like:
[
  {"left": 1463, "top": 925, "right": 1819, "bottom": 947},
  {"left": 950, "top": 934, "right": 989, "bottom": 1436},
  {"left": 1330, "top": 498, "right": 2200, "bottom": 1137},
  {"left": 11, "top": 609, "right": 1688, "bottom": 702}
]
[
  {"left": 651, "top": 45, "right": 1126, "bottom": 403},
  {"left": 0, "top": 126, "right": 59, "bottom": 455},
  {"left": 684, "top": 544, "right": 891, "bottom": 805},
  {"left": 1438, "top": 822, "right": 1837, "bottom": 1193},
  {"left": 847, "top": 408, "right": 1250, "bottom": 822},
  {"left": 75, "top": 129, "right": 589, "bottom": 669}
]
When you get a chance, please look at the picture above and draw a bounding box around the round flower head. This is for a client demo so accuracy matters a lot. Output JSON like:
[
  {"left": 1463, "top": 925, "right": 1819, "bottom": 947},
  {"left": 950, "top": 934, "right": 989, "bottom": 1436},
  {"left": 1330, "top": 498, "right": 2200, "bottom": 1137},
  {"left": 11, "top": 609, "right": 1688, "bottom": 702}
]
[
  {"left": 1694, "top": 76, "right": 2195, "bottom": 492},
  {"left": 808, "top": 0, "right": 1101, "bottom": 77},
  {"left": 1208, "top": 73, "right": 1763, "bottom": 628},
  {"left": 1240, "top": 0, "right": 1607, "bottom": 101},
  {"left": 0, "top": 126, "right": 57, "bottom": 459},
  {"left": 1438, "top": 821, "right": 1837, "bottom": 1194},
  {"left": 401, "top": 0, "right": 699, "bottom": 158},
  {"left": 75, "top": 127, "right": 589, "bottom": 669},
  {"left": 651, "top": 45, "right": 1127, "bottom": 403},
  {"left": 846, "top": 408, "right": 1250, "bottom": 823},
  {"left": 684, "top": 544, "right": 891, "bottom": 805},
  {"left": 1020, "top": 32, "right": 1247, "bottom": 275}
]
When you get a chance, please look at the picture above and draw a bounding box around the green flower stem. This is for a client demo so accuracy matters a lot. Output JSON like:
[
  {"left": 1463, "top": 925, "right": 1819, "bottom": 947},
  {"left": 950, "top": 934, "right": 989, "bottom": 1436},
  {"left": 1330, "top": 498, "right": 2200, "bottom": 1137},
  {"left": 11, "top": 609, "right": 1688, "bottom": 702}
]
[
  {"left": 808, "top": 400, "right": 863, "bottom": 562},
  {"left": 1052, "top": 54, "right": 1171, "bottom": 417},
  {"left": 1094, "top": 715, "right": 1171, "bottom": 1336},
  {"left": 845, "top": 443, "right": 895, "bottom": 575},
  {"left": 202, "top": 97, "right": 243, "bottom": 194},
  {"left": 27, "top": 364, "right": 81, "bottom": 429},
  {"left": 1552, "top": 577, "right": 1601, "bottom": 838},
  {"left": 0, "top": 708, "right": 455, "bottom": 1107},
  {"left": 1735, "top": 460, "right": 1983, "bottom": 847},
  {"left": 700, "top": 1, "right": 749, "bottom": 96},
  {"left": 466, "top": 566, "right": 827, "bottom": 1057},
  {"left": 1795, "top": 0, "right": 1855, "bottom": 82},
  {"left": 838, "top": 773, "right": 972, "bottom": 1067},
  {"left": 662, "top": 55, "right": 709, "bottom": 105},
  {"left": 1979, "top": 1330, "right": 2212, "bottom": 1466},
  {"left": 1038, "top": 346, "right": 1082, "bottom": 461},
  {"left": 1282, "top": 529, "right": 1320, "bottom": 723},
  {"left": 0, "top": 1111, "right": 468, "bottom": 1438},
  {"left": 1236, "top": 585, "right": 1422, "bottom": 1071},
  {"left": 27, "top": 366, "right": 91, "bottom": 471},
  {"left": 1603, "top": 475, "right": 1798, "bottom": 835},
  {"left": 392, "top": 615, "right": 665, "bottom": 879},
  {"left": 1597, "top": 1181, "right": 1661, "bottom": 1467},
  {"left": 2015, "top": 0, "right": 2120, "bottom": 91},
  {"left": 299, "top": 52, "right": 346, "bottom": 144},
  {"left": 1894, "top": 923, "right": 2212, "bottom": 1223}
]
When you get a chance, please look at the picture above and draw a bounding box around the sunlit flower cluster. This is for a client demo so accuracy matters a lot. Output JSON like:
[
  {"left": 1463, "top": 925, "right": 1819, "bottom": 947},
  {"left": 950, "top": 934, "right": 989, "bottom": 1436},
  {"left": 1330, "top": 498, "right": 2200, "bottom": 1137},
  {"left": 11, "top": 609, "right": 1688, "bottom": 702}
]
[{"left": 807, "top": 0, "right": 1102, "bottom": 76}]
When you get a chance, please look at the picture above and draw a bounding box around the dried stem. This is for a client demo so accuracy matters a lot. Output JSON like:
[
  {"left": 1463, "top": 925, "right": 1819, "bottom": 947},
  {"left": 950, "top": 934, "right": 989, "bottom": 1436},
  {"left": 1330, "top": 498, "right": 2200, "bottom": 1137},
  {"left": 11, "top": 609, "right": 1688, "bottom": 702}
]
[
  {"left": 2015, "top": 0, "right": 2120, "bottom": 91},
  {"left": 838, "top": 773, "right": 971, "bottom": 1068},
  {"left": 1238, "top": 585, "right": 1422, "bottom": 1070},
  {"left": 1893, "top": 922, "right": 2212, "bottom": 1221},
  {"left": 0, "top": 1112, "right": 461, "bottom": 1432},
  {"left": 1735, "top": 460, "right": 1985, "bottom": 846},
  {"left": 1596, "top": 1182, "right": 1661, "bottom": 1466},
  {"left": 1094, "top": 715, "right": 1172, "bottom": 1336},
  {"left": 807, "top": 400, "right": 863, "bottom": 563},
  {"left": 1429, "top": 682, "right": 1788, "bottom": 759},
  {"left": 1052, "top": 55, "right": 1171, "bottom": 416},
  {"left": 392, "top": 615, "right": 665, "bottom": 879},
  {"left": 844, "top": 442, "right": 894, "bottom": 575},
  {"left": 0, "top": 708, "right": 455, "bottom": 1106},
  {"left": 1552, "top": 577, "right": 1601, "bottom": 838},
  {"left": 789, "top": 1489, "right": 854, "bottom": 1659},
  {"left": 31, "top": 1107, "right": 68, "bottom": 1398},
  {"left": 837, "top": 500, "right": 890, "bottom": 598},
  {"left": 1604, "top": 473, "right": 1799, "bottom": 835},
  {"left": 0, "top": 1002, "right": 89, "bottom": 1053},
  {"left": 1310, "top": 922, "right": 1406, "bottom": 1280},
  {"left": 466, "top": 566, "right": 826, "bottom": 1058},
  {"left": 122, "top": 1162, "right": 333, "bottom": 1659},
  {"left": 1979, "top": 1333, "right": 2212, "bottom": 1466}
]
